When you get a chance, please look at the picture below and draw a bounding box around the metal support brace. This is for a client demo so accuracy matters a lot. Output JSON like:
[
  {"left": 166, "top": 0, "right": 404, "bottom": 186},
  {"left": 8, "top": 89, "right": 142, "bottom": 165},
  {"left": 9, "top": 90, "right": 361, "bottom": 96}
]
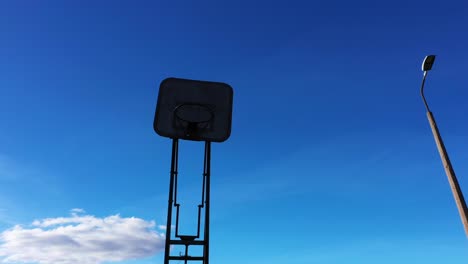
[{"left": 164, "top": 139, "right": 211, "bottom": 264}]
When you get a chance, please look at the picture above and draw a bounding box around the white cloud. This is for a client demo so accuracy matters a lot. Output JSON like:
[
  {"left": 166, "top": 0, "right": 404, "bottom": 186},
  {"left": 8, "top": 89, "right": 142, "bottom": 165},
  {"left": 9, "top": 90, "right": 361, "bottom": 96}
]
[
  {"left": 0, "top": 211, "right": 165, "bottom": 264},
  {"left": 70, "top": 208, "right": 85, "bottom": 215},
  {"left": 157, "top": 224, "right": 174, "bottom": 231}
]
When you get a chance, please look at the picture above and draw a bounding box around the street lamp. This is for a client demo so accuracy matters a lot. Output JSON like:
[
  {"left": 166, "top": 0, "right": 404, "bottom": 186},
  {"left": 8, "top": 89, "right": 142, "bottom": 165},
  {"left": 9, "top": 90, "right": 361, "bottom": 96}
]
[{"left": 420, "top": 55, "right": 468, "bottom": 237}]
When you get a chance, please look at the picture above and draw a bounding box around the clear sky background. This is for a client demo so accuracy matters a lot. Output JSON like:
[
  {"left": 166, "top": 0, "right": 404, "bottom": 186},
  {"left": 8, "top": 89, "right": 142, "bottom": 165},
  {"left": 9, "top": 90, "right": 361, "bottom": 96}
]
[{"left": 1, "top": 0, "right": 468, "bottom": 263}]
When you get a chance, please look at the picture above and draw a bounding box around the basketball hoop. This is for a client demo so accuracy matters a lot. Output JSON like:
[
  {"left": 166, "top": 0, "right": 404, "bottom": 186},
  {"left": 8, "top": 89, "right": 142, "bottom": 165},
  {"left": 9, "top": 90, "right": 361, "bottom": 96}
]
[
  {"left": 153, "top": 77, "right": 233, "bottom": 264},
  {"left": 173, "top": 103, "right": 214, "bottom": 139}
]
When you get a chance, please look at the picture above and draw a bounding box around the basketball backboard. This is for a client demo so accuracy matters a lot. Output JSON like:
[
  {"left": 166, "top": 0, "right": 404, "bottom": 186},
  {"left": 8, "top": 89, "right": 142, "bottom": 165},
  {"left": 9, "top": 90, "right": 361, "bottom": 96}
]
[{"left": 154, "top": 77, "right": 233, "bottom": 142}]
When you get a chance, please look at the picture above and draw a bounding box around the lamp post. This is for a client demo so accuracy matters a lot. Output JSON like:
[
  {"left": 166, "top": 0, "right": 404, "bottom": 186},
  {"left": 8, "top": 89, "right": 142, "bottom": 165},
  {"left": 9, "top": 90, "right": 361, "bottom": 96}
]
[{"left": 420, "top": 55, "right": 468, "bottom": 237}]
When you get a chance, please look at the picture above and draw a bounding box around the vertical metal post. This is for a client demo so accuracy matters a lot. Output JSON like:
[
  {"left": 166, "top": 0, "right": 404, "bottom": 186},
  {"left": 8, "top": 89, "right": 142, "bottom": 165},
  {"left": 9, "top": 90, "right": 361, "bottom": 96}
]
[
  {"left": 184, "top": 244, "right": 189, "bottom": 264},
  {"left": 426, "top": 112, "right": 468, "bottom": 236},
  {"left": 203, "top": 141, "right": 211, "bottom": 264},
  {"left": 164, "top": 139, "right": 178, "bottom": 264},
  {"left": 421, "top": 61, "right": 468, "bottom": 237}
]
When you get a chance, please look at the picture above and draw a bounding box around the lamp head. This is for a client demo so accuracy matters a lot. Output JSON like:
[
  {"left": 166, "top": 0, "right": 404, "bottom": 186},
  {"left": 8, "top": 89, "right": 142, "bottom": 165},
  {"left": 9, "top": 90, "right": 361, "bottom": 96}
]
[{"left": 422, "top": 55, "right": 436, "bottom": 72}]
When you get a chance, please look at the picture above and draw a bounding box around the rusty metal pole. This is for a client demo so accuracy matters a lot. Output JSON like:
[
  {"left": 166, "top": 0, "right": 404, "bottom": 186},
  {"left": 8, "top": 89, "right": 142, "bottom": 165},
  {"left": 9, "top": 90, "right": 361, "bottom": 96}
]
[
  {"left": 426, "top": 111, "right": 468, "bottom": 236},
  {"left": 420, "top": 55, "right": 468, "bottom": 237}
]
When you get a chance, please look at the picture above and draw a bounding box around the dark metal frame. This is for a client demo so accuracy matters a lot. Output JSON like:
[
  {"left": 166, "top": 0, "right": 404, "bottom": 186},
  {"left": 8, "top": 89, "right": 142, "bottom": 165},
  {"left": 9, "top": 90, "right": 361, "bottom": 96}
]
[{"left": 164, "top": 138, "right": 211, "bottom": 264}]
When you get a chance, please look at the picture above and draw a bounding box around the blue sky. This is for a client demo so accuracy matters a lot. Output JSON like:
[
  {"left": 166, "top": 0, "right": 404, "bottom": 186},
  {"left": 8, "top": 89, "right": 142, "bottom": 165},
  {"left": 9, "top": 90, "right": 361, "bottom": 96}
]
[{"left": 1, "top": 0, "right": 468, "bottom": 263}]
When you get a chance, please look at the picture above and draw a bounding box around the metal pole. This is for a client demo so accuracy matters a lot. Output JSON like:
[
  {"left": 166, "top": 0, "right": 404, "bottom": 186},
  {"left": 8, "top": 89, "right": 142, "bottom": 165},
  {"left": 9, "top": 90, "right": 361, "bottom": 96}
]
[
  {"left": 164, "top": 139, "right": 178, "bottom": 264},
  {"left": 426, "top": 111, "right": 468, "bottom": 236},
  {"left": 420, "top": 65, "right": 468, "bottom": 237},
  {"left": 203, "top": 141, "right": 211, "bottom": 264}
]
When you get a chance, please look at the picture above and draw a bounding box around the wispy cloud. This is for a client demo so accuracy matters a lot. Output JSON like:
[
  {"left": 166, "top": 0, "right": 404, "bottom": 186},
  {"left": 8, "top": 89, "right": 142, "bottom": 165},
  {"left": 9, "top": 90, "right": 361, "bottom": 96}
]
[
  {"left": 0, "top": 210, "right": 165, "bottom": 264},
  {"left": 157, "top": 224, "right": 174, "bottom": 231},
  {"left": 70, "top": 208, "right": 86, "bottom": 215}
]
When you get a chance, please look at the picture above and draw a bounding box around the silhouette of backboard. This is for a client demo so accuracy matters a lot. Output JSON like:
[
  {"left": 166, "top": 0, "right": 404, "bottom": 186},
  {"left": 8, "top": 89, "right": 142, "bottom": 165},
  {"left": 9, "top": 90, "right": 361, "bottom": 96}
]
[{"left": 154, "top": 77, "right": 233, "bottom": 142}]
